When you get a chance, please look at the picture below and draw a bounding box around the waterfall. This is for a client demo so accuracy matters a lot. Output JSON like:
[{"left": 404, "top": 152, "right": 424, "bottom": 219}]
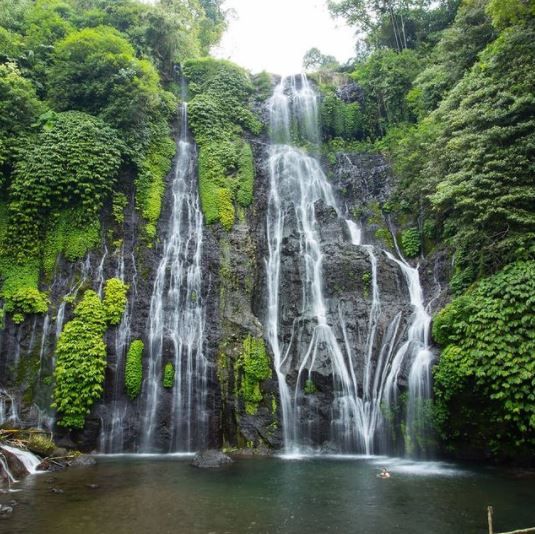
[
  {"left": 99, "top": 248, "right": 137, "bottom": 453},
  {"left": 265, "top": 75, "right": 434, "bottom": 456},
  {"left": 1, "top": 444, "right": 41, "bottom": 475},
  {"left": 266, "top": 76, "right": 360, "bottom": 454},
  {"left": 141, "top": 102, "right": 207, "bottom": 452},
  {"left": 383, "top": 251, "right": 434, "bottom": 456},
  {"left": 0, "top": 389, "right": 19, "bottom": 427},
  {"left": 96, "top": 244, "right": 109, "bottom": 298}
]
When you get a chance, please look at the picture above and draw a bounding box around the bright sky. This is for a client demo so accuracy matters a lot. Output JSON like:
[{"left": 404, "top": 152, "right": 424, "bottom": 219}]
[{"left": 213, "top": 0, "right": 356, "bottom": 75}]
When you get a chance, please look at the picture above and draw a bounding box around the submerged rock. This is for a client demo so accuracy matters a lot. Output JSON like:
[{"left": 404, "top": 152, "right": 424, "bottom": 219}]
[
  {"left": 0, "top": 504, "right": 14, "bottom": 519},
  {"left": 191, "top": 450, "right": 233, "bottom": 469},
  {"left": 68, "top": 454, "right": 96, "bottom": 467},
  {"left": 229, "top": 447, "right": 273, "bottom": 458}
]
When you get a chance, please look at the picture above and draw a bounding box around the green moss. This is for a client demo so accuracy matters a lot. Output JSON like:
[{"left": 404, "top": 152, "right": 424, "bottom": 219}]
[
  {"left": 27, "top": 434, "right": 56, "bottom": 456},
  {"left": 184, "top": 58, "right": 260, "bottom": 230},
  {"left": 217, "top": 188, "right": 235, "bottom": 231},
  {"left": 102, "top": 278, "right": 128, "bottom": 326},
  {"left": 43, "top": 209, "right": 101, "bottom": 275},
  {"left": 135, "top": 135, "right": 175, "bottom": 239},
  {"left": 0, "top": 257, "right": 48, "bottom": 322},
  {"left": 238, "top": 335, "right": 271, "bottom": 416},
  {"left": 375, "top": 228, "right": 394, "bottom": 249},
  {"left": 163, "top": 362, "right": 175, "bottom": 388},
  {"left": 304, "top": 379, "right": 317, "bottom": 395},
  {"left": 236, "top": 142, "right": 254, "bottom": 207},
  {"left": 124, "top": 339, "right": 143, "bottom": 400},
  {"left": 271, "top": 394, "right": 277, "bottom": 415}
]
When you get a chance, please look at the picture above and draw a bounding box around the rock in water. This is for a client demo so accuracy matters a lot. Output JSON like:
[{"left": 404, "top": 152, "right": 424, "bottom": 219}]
[
  {"left": 68, "top": 455, "right": 96, "bottom": 467},
  {"left": 191, "top": 450, "right": 233, "bottom": 469},
  {"left": 0, "top": 447, "right": 32, "bottom": 479}
]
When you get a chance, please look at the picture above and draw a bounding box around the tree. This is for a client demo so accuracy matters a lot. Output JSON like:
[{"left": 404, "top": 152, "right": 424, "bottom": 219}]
[
  {"left": 328, "top": 0, "right": 444, "bottom": 51},
  {"left": 428, "top": 23, "right": 535, "bottom": 286},
  {"left": 0, "top": 62, "right": 43, "bottom": 186},
  {"left": 352, "top": 47, "right": 421, "bottom": 133},
  {"left": 303, "top": 47, "right": 339, "bottom": 72},
  {"left": 48, "top": 26, "right": 175, "bottom": 148}
]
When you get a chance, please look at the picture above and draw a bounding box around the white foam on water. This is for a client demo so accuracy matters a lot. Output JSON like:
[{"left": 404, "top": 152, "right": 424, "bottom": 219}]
[{"left": 1, "top": 445, "right": 42, "bottom": 475}]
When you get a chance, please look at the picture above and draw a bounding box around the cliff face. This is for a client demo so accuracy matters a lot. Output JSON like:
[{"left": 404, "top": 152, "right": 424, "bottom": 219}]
[{"left": 0, "top": 87, "right": 446, "bottom": 454}]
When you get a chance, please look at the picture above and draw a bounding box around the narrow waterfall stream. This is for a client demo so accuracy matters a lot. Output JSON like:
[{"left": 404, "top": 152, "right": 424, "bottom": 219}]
[
  {"left": 265, "top": 75, "right": 434, "bottom": 456},
  {"left": 140, "top": 102, "right": 208, "bottom": 452},
  {"left": 99, "top": 248, "right": 138, "bottom": 453}
]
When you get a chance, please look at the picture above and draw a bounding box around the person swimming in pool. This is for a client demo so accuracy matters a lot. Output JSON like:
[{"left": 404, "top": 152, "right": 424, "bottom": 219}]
[{"left": 377, "top": 467, "right": 391, "bottom": 479}]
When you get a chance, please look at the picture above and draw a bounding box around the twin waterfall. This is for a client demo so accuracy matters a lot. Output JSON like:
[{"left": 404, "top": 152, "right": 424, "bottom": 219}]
[
  {"left": 265, "top": 75, "right": 433, "bottom": 456},
  {"left": 0, "top": 76, "right": 434, "bottom": 458}
]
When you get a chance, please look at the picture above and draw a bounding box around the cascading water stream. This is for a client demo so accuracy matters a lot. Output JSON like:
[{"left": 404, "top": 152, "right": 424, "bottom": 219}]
[
  {"left": 141, "top": 101, "right": 207, "bottom": 452},
  {"left": 383, "top": 250, "right": 434, "bottom": 456},
  {"left": 265, "top": 75, "right": 434, "bottom": 457},
  {"left": 1, "top": 444, "right": 41, "bottom": 475},
  {"left": 266, "top": 76, "right": 360, "bottom": 454},
  {"left": 99, "top": 248, "right": 138, "bottom": 453}
]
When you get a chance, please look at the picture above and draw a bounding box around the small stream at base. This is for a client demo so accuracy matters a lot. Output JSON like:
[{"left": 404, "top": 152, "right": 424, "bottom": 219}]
[{"left": 3, "top": 456, "right": 534, "bottom": 534}]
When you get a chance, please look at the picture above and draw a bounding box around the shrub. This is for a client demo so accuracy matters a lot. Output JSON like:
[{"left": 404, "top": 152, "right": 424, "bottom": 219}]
[
  {"left": 238, "top": 335, "right": 271, "bottom": 415},
  {"left": 433, "top": 261, "right": 535, "bottom": 457},
  {"left": 401, "top": 228, "right": 420, "bottom": 258},
  {"left": 53, "top": 278, "right": 129, "bottom": 429},
  {"left": 163, "top": 362, "right": 175, "bottom": 388},
  {"left": 8, "top": 111, "right": 123, "bottom": 257},
  {"left": 125, "top": 340, "right": 144, "bottom": 400},
  {"left": 103, "top": 278, "right": 129, "bottom": 326}
]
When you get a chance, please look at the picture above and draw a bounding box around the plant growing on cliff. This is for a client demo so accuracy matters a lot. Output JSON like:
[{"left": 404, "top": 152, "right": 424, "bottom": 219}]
[
  {"left": 432, "top": 261, "right": 535, "bottom": 458},
  {"left": 103, "top": 278, "right": 129, "bottom": 325},
  {"left": 184, "top": 58, "right": 260, "bottom": 231},
  {"left": 163, "top": 362, "right": 175, "bottom": 388},
  {"left": 7, "top": 111, "right": 123, "bottom": 257},
  {"left": 53, "top": 278, "right": 128, "bottom": 429},
  {"left": 401, "top": 228, "right": 420, "bottom": 258},
  {"left": 238, "top": 335, "right": 271, "bottom": 415},
  {"left": 125, "top": 340, "right": 144, "bottom": 400}
]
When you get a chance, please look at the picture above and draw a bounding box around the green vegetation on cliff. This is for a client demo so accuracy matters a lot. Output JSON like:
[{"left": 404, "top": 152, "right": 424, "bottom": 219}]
[
  {"left": 433, "top": 261, "right": 535, "bottom": 458},
  {"left": 238, "top": 335, "right": 271, "bottom": 416},
  {"left": 163, "top": 362, "right": 175, "bottom": 388},
  {"left": 125, "top": 340, "right": 144, "bottom": 400},
  {"left": 184, "top": 58, "right": 260, "bottom": 230},
  {"left": 53, "top": 278, "right": 128, "bottom": 429},
  {"left": 0, "top": 0, "right": 226, "bottom": 325}
]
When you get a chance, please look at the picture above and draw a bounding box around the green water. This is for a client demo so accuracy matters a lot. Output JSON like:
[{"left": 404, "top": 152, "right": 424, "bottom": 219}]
[{"left": 2, "top": 455, "right": 534, "bottom": 533}]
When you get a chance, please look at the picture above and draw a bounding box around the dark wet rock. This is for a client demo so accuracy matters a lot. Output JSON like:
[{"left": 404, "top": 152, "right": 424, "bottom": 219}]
[
  {"left": 0, "top": 504, "right": 14, "bottom": 518},
  {"left": 0, "top": 447, "right": 31, "bottom": 479},
  {"left": 335, "top": 82, "right": 365, "bottom": 105},
  {"left": 191, "top": 450, "right": 233, "bottom": 468}
]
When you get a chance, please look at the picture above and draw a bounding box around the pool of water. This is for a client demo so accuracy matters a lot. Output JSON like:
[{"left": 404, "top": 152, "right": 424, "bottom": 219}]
[{"left": 2, "top": 455, "right": 534, "bottom": 533}]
